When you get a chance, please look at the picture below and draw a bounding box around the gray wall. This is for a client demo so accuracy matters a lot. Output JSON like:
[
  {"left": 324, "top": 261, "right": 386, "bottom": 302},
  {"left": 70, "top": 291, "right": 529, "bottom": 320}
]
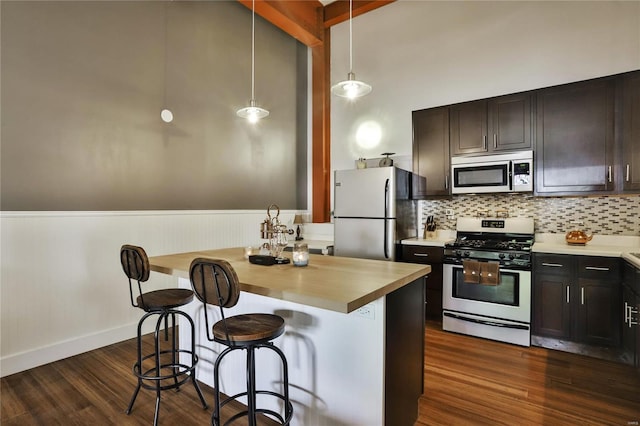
[{"left": 1, "top": 0, "right": 307, "bottom": 211}]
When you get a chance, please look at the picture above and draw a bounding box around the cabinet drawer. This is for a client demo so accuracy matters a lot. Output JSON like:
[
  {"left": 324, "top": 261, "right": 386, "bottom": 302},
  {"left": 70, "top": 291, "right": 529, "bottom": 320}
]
[
  {"left": 578, "top": 256, "right": 621, "bottom": 280},
  {"left": 402, "top": 246, "right": 443, "bottom": 264},
  {"left": 534, "top": 254, "right": 572, "bottom": 276}
]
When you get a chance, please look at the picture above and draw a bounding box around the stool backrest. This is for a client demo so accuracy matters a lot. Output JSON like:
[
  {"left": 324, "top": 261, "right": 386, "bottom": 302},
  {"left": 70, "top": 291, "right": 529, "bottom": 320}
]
[
  {"left": 189, "top": 258, "right": 240, "bottom": 308},
  {"left": 189, "top": 258, "right": 240, "bottom": 343},
  {"left": 120, "top": 244, "right": 150, "bottom": 308}
]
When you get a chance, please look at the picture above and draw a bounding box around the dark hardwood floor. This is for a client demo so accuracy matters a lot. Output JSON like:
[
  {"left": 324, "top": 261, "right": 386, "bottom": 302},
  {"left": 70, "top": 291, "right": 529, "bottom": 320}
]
[
  {"left": 2, "top": 321, "right": 639, "bottom": 425},
  {"left": 418, "top": 320, "right": 640, "bottom": 425}
]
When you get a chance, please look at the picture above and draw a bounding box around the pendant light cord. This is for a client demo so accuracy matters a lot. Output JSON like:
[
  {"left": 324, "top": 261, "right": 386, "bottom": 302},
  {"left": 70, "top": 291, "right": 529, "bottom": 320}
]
[
  {"left": 251, "top": 0, "right": 256, "bottom": 101},
  {"left": 349, "top": 0, "right": 353, "bottom": 73}
]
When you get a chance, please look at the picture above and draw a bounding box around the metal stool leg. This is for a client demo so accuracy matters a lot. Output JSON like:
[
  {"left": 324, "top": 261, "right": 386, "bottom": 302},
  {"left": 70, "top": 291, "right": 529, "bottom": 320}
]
[
  {"left": 126, "top": 311, "right": 154, "bottom": 415},
  {"left": 246, "top": 345, "right": 257, "bottom": 426},
  {"left": 181, "top": 311, "right": 208, "bottom": 409}
]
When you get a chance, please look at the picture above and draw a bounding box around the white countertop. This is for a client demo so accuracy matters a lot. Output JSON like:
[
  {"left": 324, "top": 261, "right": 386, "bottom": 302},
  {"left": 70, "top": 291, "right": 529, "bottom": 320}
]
[
  {"left": 402, "top": 231, "right": 640, "bottom": 268},
  {"left": 402, "top": 230, "right": 456, "bottom": 248},
  {"left": 532, "top": 233, "right": 640, "bottom": 267}
]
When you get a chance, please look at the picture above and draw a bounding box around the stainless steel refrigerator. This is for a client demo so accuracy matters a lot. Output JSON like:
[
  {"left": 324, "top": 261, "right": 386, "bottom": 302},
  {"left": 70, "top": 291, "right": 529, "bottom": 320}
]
[{"left": 333, "top": 167, "right": 419, "bottom": 261}]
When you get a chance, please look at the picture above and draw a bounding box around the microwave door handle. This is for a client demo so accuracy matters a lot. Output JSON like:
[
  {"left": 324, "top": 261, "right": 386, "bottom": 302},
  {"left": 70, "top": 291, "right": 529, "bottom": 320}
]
[{"left": 508, "top": 161, "right": 513, "bottom": 191}]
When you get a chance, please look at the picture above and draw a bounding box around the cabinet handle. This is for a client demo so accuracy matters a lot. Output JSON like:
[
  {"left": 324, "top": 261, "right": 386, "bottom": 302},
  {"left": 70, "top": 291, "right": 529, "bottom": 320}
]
[
  {"left": 585, "top": 266, "right": 610, "bottom": 271},
  {"left": 413, "top": 253, "right": 430, "bottom": 257},
  {"left": 493, "top": 134, "right": 497, "bottom": 149},
  {"left": 566, "top": 285, "right": 570, "bottom": 304},
  {"left": 581, "top": 287, "right": 585, "bottom": 305},
  {"left": 483, "top": 135, "right": 487, "bottom": 150},
  {"left": 445, "top": 174, "right": 449, "bottom": 190},
  {"left": 626, "top": 164, "right": 630, "bottom": 182},
  {"left": 624, "top": 302, "right": 629, "bottom": 325},
  {"left": 542, "top": 262, "right": 563, "bottom": 268},
  {"left": 608, "top": 165, "right": 612, "bottom": 183}
]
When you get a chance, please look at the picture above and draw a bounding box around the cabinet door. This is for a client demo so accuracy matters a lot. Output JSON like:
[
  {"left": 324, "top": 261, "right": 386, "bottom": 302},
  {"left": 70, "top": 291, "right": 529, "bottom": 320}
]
[
  {"left": 576, "top": 278, "right": 620, "bottom": 346},
  {"left": 488, "top": 92, "right": 533, "bottom": 152},
  {"left": 533, "top": 254, "right": 573, "bottom": 339},
  {"left": 412, "top": 108, "right": 450, "bottom": 197},
  {"left": 400, "top": 245, "right": 444, "bottom": 319},
  {"left": 450, "top": 100, "right": 487, "bottom": 156},
  {"left": 535, "top": 78, "right": 615, "bottom": 194},
  {"left": 533, "top": 272, "right": 572, "bottom": 339},
  {"left": 622, "top": 71, "right": 640, "bottom": 192},
  {"left": 575, "top": 257, "right": 621, "bottom": 346}
]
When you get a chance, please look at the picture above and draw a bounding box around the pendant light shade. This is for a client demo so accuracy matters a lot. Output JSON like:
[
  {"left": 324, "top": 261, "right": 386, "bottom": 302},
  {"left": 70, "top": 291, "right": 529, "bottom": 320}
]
[
  {"left": 331, "top": 0, "right": 372, "bottom": 99},
  {"left": 237, "top": 0, "right": 269, "bottom": 122},
  {"left": 237, "top": 100, "right": 269, "bottom": 123}
]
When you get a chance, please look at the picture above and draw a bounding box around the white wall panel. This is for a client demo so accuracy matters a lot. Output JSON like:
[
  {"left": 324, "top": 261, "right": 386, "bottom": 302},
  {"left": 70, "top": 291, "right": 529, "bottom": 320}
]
[{"left": 0, "top": 210, "right": 298, "bottom": 376}]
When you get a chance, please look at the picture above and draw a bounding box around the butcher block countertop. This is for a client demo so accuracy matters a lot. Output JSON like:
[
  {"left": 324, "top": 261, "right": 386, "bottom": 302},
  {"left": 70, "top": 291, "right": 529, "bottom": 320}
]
[{"left": 149, "top": 247, "right": 431, "bottom": 314}]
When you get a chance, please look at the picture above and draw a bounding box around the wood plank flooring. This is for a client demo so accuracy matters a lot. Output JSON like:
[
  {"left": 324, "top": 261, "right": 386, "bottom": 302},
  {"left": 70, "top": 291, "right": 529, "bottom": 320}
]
[
  {"left": 418, "top": 320, "right": 640, "bottom": 425},
  {"left": 0, "top": 331, "right": 277, "bottom": 426},
  {"left": 2, "top": 321, "right": 639, "bottom": 425}
]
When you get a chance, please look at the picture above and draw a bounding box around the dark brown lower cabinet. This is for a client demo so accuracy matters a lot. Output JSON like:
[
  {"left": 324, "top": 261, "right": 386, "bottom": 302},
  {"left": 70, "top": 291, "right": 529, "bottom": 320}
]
[
  {"left": 399, "top": 245, "right": 443, "bottom": 319},
  {"left": 533, "top": 253, "right": 621, "bottom": 348},
  {"left": 622, "top": 260, "right": 640, "bottom": 370}
]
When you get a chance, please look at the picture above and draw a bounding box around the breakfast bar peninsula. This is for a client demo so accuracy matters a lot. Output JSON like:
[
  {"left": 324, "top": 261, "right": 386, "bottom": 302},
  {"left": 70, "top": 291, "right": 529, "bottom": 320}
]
[{"left": 149, "top": 247, "right": 430, "bottom": 426}]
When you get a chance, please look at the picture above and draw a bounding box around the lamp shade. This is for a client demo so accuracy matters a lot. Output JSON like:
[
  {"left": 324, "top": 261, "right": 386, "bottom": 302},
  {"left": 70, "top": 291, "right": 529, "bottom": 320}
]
[
  {"left": 293, "top": 214, "right": 304, "bottom": 225},
  {"left": 331, "top": 72, "right": 372, "bottom": 99}
]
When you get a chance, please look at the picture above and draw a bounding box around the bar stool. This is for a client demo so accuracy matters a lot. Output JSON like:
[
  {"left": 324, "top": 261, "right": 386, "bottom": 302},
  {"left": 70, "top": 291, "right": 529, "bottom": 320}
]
[
  {"left": 120, "top": 244, "right": 207, "bottom": 425},
  {"left": 188, "top": 258, "right": 293, "bottom": 426}
]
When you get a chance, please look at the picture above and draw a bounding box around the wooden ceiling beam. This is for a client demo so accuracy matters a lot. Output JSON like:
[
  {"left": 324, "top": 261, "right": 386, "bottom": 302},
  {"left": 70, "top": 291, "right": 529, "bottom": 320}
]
[
  {"left": 237, "top": 0, "right": 324, "bottom": 47},
  {"left": 323, "top": 0, "right": 395, "bottom": 28}
]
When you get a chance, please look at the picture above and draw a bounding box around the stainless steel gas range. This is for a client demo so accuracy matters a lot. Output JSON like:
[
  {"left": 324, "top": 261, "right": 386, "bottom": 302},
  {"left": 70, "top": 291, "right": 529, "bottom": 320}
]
[{"left": 442, "top": 217, "right": 534, "bottom": 346}]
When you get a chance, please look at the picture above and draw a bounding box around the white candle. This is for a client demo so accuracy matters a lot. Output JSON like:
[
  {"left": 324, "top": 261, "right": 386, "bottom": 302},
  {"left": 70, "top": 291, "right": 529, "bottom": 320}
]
[{"left": 293, "top": 243, "right": 309, "bottom": 266}]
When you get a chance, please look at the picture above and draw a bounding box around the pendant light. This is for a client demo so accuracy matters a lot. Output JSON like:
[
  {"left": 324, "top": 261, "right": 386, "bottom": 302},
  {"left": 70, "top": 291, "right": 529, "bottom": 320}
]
[
  {"left": 237, "top": 0, "right": 269, "bottom": 123},
  {"left": 331, "top": 0, "right": 372, "bottom": 99}
]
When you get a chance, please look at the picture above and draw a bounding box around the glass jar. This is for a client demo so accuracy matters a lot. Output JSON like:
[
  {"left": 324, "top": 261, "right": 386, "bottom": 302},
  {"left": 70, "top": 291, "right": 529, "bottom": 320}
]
[{"left": 292, "top": 243, "right": 309, "bottom": 267}]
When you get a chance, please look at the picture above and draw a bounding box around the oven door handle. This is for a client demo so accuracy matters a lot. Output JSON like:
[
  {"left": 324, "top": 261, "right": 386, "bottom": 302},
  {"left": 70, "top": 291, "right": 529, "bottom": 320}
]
[{"left": 443, "top": 312, "right": 529, "bottom": 330}]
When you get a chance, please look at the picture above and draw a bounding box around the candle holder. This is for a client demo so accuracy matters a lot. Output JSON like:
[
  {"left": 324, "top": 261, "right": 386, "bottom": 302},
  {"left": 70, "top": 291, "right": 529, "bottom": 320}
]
[{"left": 292, "top": 243, "right": 309, "bottom": 267}]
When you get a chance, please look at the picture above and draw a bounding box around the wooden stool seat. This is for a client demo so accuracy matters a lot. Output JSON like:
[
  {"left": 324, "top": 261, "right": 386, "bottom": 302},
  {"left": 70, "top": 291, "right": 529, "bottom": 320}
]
[
  {"left": 212, "top": 313, "right": 285, "bottom": 344},
  {"left": 136, "top": 288, "right": 194, "bottom": 311}
]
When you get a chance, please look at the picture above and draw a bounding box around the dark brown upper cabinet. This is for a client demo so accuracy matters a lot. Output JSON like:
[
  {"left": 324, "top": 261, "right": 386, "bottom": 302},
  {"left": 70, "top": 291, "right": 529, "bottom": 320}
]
[
  {"left": 622, "top": 72, "right": 640, "bottom": 192},
  {"left": 535, "top": 77, "right": 616, "bottom": 195},
  {"left": 412, "top": 107, "right": 450, "bottom": 197},
  {"left": 449, "top": 92, "right": 533, "bottom": 156}
]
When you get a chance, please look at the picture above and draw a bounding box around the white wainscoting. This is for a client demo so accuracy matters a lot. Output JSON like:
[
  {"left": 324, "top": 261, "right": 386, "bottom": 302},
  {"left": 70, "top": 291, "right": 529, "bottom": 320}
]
[{"left": 0, "top": 210, "right": 301, "bottom": 377}]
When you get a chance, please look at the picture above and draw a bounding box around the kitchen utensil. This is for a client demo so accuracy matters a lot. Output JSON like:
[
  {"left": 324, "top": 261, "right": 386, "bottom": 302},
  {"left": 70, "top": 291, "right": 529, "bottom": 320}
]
[
  {"left": 379, "top": 153, "right": 395, "bottom": 167},
  {"left": 565, "top": 225, "right": 593, "bottom": 245}
]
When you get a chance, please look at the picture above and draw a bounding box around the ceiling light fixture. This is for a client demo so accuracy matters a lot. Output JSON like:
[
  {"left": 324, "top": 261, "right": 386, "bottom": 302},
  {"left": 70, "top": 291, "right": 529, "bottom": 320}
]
[
  {"left": 331, "top": 0, "right": 372, "bottom": 99},
  {"left": 237, "top": 0, "right": 269, "bottom": 123}
]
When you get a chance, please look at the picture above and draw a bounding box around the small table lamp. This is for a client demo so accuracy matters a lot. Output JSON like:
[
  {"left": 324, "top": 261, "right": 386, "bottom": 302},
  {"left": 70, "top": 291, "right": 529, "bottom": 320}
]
[{"left": 293, "top": 215, "right": 304, "bottom": 241}]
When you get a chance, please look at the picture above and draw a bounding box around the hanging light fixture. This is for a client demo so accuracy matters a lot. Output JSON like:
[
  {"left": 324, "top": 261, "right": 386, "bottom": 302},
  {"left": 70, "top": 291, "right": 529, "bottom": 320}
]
[
  {"left": 331, "top": 0, "right": 372, "bottom": 99},
  {"left": 237, "top": 0, "right": 269, "bottom": 123}
]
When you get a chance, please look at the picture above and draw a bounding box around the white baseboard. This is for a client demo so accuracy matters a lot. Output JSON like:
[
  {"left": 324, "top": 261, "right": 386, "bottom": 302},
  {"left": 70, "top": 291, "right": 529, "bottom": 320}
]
[{"left": 0, "top": 321, "right": 157, "bottom": 377}]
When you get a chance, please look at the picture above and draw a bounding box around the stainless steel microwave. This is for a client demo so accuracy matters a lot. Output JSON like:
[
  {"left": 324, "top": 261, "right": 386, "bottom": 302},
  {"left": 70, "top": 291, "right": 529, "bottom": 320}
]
[{"left": 451, "top": 151, "right": 533, "bottom": 194}]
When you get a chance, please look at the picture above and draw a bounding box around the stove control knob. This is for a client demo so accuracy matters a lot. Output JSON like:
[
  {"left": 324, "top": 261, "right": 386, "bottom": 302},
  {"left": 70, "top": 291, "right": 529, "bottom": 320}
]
[
  {"left": 508, "top": 253, "right": 516, "bottom": 260},
  {"left": 455, "top": 250, "right": 462, "bottom": 257},
  {"left": 464, "top": 251, "right": 470, "bottom": 257},
  {"left": 498, "top": 253, "right": 506, "bottom": 259}
]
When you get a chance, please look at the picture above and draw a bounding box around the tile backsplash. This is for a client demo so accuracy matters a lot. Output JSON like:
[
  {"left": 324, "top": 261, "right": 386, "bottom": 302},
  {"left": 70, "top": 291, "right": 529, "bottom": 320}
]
[{"left": 419, "top": 194, "right": 640, "bottom": 236}]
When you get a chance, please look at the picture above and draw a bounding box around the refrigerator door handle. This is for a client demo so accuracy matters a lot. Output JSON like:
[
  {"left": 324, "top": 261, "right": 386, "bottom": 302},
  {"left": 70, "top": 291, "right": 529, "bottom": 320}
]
[{"left": 384, "top": 179, "right": 390, "bottom": 259}]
